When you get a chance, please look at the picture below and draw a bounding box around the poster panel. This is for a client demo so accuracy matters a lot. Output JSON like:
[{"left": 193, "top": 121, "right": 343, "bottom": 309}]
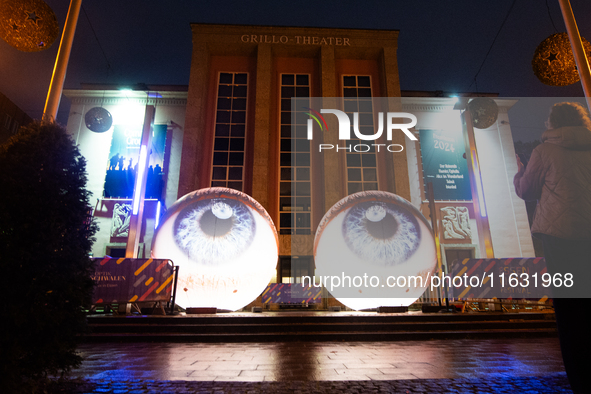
[
  {"left": 103, "top": 124, "right": 167, "bottom": 199},
  {"left": 419, "top": 129, "right": 471, "bottom": 201},
  {"left": 262, "top": 283, "right": 322, "bottom": 304},
  {"left": 91, "top": 257, "right": 174, "bottom": 304}
]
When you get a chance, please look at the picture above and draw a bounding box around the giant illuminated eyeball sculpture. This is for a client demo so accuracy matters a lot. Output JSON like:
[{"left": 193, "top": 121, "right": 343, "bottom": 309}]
[
  {"left": 314, "top": 191, "right": 437, "bottom": 310},
  {"left": 151, "top": 188, "right": 278, "bottom": 311}
]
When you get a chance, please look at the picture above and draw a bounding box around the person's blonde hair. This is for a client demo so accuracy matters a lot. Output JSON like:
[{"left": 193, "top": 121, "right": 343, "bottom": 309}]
[{"left": 548, "top": 102, "right": 591, "bottom": 129}]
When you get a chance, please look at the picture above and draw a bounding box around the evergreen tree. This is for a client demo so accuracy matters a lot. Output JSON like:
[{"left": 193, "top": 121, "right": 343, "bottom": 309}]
[{"left": 0, "top": 121, "right": 97, "bottom": 392}]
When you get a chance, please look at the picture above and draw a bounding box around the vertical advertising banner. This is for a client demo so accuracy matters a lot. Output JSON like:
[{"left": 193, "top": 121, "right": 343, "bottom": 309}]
[
  {"left": 419, "top": 129, "right": 471, "bottom": 201},
  {"left": 103, "top": 124, "right": 167, "bottom": 199}
]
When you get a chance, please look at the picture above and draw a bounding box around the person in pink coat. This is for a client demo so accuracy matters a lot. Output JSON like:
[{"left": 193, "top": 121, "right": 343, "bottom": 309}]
[{"left": 514, "top": 101, "right": 591, "bottom": 394}]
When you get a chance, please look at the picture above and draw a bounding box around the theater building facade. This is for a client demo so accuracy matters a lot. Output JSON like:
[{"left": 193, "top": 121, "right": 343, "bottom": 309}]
[{"left": 65, "top": 24, "right": 534, "bottom": 306}]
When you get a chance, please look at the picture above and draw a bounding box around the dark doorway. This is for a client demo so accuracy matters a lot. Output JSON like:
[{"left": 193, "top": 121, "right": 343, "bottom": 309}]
[{"left": 445, "top": 248, "right": 474, "bottom": 272}]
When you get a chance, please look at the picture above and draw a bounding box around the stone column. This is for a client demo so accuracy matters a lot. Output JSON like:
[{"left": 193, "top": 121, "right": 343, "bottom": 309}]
[
  {"left": 178, "top": 36, "right": 210, "bottom": 198},
  {"left": 251, "top": 44, "right": 273, "bottom": 210},
  {"left": 319, "top": 45, "right": 342, "bottom": 212},
  {"left": 381, "top": 46, "right": 411, "bottom": 201}
]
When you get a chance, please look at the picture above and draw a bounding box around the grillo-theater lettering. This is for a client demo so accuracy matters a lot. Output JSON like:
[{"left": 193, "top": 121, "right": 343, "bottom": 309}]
[{"left": 241, "top": 34, "right": 350, "bottom": 46}]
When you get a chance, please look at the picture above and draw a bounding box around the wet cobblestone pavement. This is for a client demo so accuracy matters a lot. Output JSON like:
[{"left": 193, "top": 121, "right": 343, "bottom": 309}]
[
  {"left": 59, "top": 374, "right": 571, "bottom": 393},
  {"left": 58, "top": 338, "right": 572, "bottom": 393}
]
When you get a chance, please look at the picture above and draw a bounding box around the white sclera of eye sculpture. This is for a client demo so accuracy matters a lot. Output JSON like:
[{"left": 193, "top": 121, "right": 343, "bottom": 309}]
[
  {"left": 151, "top": 188, "right": 278, "bottom": 311},
  {"left": 314, "top": 190, "right": 437, "bottom": 310}
]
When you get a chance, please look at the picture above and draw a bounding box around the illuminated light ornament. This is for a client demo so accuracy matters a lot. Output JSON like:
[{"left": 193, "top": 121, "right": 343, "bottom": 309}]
[
  {"left": 532, "top": 32, "right": 591, "bottom": 86},
  {"left": 468, "top": 97, "right": 498, "bottom": 129},
  {"left": 314, "top": 191, "right": 437, "bottom": 310},
  {"left": 84, "top": 107, "right": 113, "bottom": 133},
  {"left": 0, "top": 0, "right": 59, "bottom": 52},
  {"left": 151, "top": 188, "right": 278, "bottom": 311}
]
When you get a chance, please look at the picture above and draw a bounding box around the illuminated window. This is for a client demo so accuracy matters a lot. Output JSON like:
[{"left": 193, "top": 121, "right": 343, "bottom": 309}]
[
  {"left": 343, "top": 75, "right": 378, "bottom": 194},
  {"left": 279, "top": 74, "right": 311, "bottom": 235},
  {"left": 211, "top": 72, "right": 248, "bottom": 191}
]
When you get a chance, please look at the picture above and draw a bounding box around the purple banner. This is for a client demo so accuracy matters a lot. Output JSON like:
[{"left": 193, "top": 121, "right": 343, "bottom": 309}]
[
  {"left": 91, "top": 257, "right": 174, "bottom": 304},
  {"left": 262, "top": 283, "right": 322, "bottom": 304}
]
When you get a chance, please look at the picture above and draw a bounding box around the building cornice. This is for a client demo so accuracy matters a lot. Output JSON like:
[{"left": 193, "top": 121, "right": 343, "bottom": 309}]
[{"left": 63, "top": 89, "right": 188, "bottom": 106}]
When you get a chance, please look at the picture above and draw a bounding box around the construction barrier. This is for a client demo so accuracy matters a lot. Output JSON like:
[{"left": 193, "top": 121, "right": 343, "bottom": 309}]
[
  {"left": 448, "top": 257, "right": 550, "bottom": 301},
  {"left": 91, "top": 257, "right": 175, "bottom": 305}
]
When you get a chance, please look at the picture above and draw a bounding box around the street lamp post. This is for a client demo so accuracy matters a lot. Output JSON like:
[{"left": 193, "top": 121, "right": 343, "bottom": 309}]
[
  {"left": 43, "top": 0, "right": 82, "bottom": 121},
  {"left": 558, "top": 0, "right": 591, "bottom": 109},
  {"left": 126, "top": 105, "right": 155, "bottom": 258},
  {"left": 461, "top": 107, "right": 494, "bottom": 259}
]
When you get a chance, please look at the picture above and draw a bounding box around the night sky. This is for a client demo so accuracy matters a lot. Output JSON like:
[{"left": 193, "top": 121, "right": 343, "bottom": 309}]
[{"left": 1, "top": 0, "right": 591, "bottom": 142}]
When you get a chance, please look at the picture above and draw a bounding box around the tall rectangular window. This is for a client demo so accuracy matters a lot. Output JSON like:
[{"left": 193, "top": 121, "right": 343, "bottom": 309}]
[
  {"left": 4, "top": 114, "right": 12, "bottom": 130},
  {"left": 279, "top": 256, "right": 314, "bottom": 284},
  {"left": 343, "top": 75, "right": 378, "bottom": 195},
  {"left": 279, "top": 74, "right": 311, "bottom": 235},
  {"left": 211, "top": 72, "right": 248, "bottom": 191}
]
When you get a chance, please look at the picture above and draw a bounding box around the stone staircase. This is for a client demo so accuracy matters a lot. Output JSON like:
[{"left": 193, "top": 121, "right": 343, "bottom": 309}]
[{"left": 84, "top": 312, "right": 557, "bottom": 342}]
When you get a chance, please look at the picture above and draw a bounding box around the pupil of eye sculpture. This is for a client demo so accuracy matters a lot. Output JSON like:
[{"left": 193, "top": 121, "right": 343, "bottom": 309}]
[{"left": 364, "top": 212, "right": 397, "bottom": 240}]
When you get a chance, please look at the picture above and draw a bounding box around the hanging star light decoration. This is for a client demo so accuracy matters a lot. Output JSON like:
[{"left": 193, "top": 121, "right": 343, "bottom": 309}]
[
  {"left": 0, "top": 0, "right": 59, "bottom": 52},
  {"left": 532, "top": 32, "right": 591, "bottom": 86},
  {"left": 27, "top": 11, "right": 41, "bottom": 24},
  {"left": 468, "top": 98, "right": 498, "bottom": 129},
  {"left": 546, "top": 52, "right": 558, "bottom": 63}
]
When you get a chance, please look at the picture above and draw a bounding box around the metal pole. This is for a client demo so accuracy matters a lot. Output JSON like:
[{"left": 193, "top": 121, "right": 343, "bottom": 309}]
[
  {"left": 126, "top": 105, "right": 155, "bottom": 258},
  {"left": 426, "top": 182, "right": 443, "bottom": 306},
  {"left": 461, "top": 109, "right": 494, "bottom": 258},
  {"left": 558, "top": 0, "right": 591, "bottom": 109},
  {"left": 170, "top": 265, "right": 179, "bottom": 314},
  {"left": 43, "top": 0, "right": 83, "bottom": 121}
]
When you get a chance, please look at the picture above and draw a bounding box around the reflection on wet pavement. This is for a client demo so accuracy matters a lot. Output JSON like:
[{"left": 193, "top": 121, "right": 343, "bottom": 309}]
[{"left": 73, "top": 338, "right": 565, "bottom": 382}]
